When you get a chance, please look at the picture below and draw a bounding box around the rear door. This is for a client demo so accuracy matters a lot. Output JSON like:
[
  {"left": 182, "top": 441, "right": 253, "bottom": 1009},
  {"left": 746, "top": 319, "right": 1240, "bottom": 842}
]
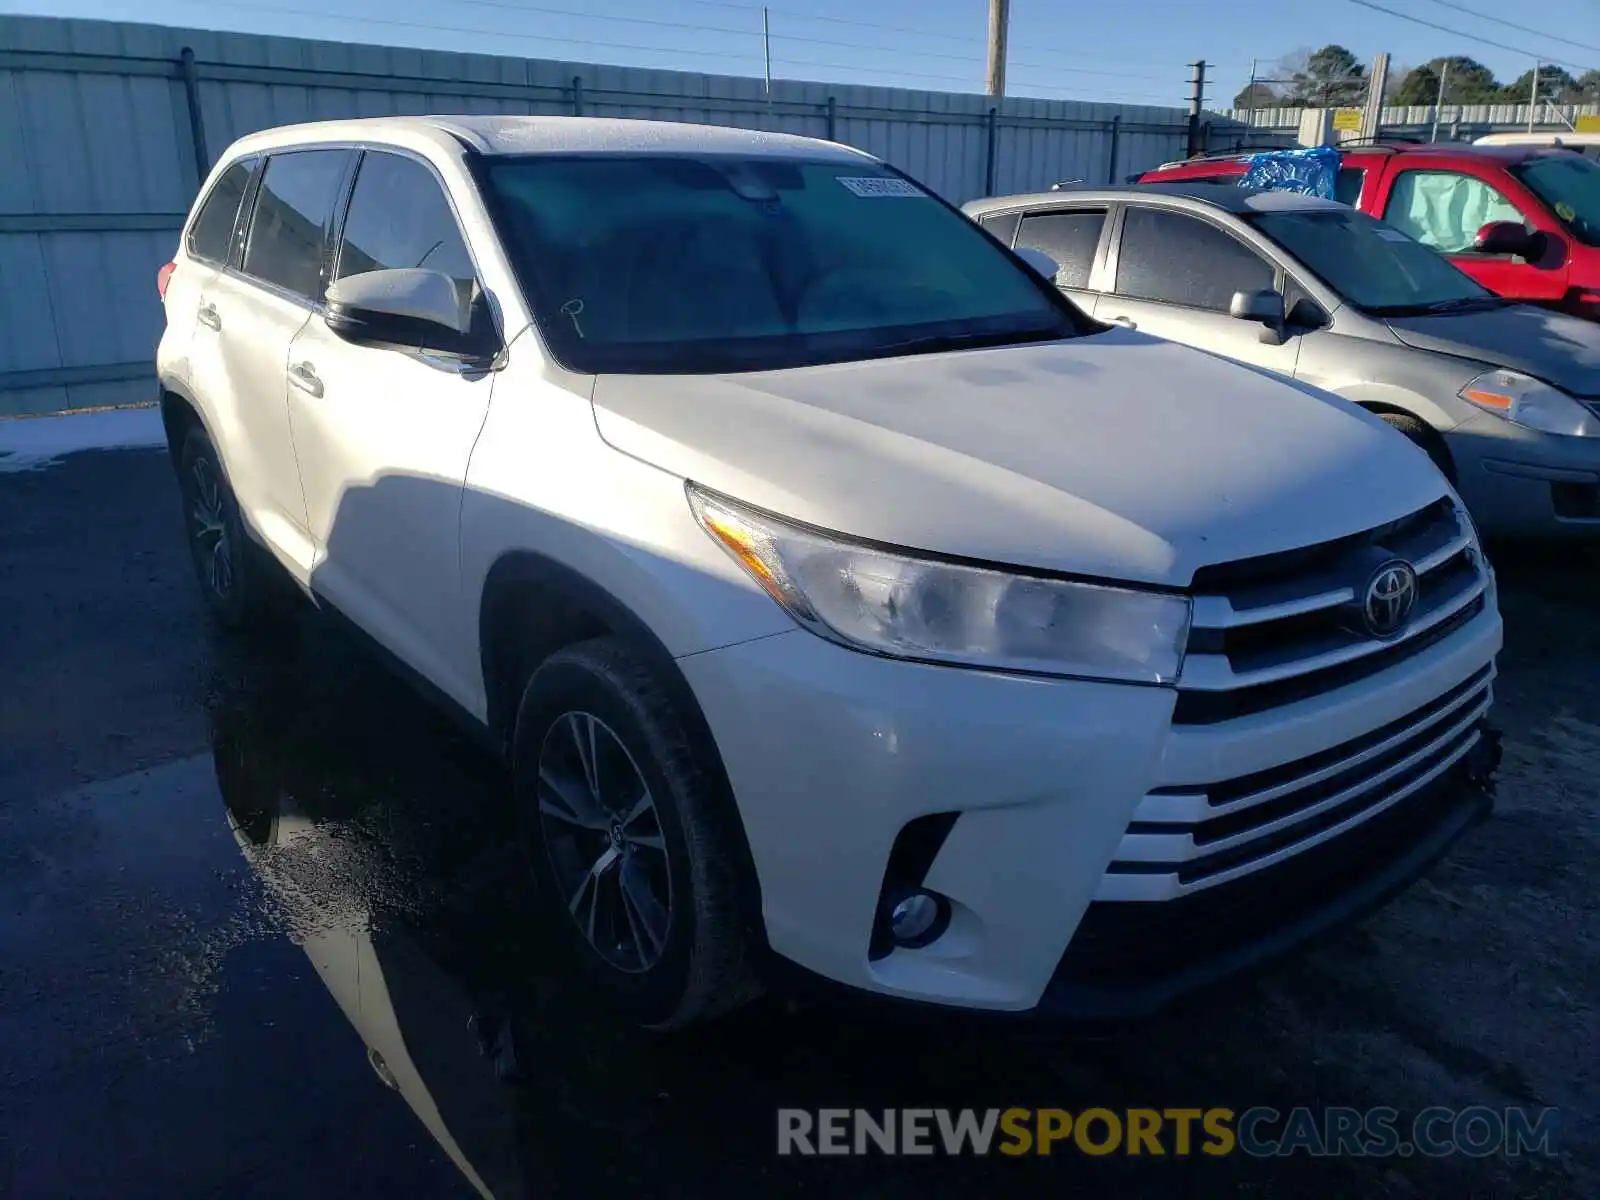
[
  {"left": 1011, "top": 207, "right": 1109, "bottom": 314},
  {"left": 208, "top": 148, "right": 355, "bottom": 577},
  {"left": 164, "top": 156, "right": 255, "bottom": 392},
  {"left": 285, "top": 148, "right": 497, "bottom": 710},
  {"left": 1097, "top": 204, "right": 1303, "bottom": 375},
  {"left": 1373, "top": 162, "right": 1570, "bottom": 305}
]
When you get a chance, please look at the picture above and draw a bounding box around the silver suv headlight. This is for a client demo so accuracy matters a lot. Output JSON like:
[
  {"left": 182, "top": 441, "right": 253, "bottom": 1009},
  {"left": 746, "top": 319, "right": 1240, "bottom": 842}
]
[
  {"left": 688, "top": 485, "right": 1191, "bottom": 684},
  {"left": 1460, "top": 370, "right": 1600, "bottom": 437}
]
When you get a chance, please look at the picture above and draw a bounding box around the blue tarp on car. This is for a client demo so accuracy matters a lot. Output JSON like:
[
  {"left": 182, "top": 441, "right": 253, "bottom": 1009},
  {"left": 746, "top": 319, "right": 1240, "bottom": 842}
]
[{"left": 1238, "top": 146, "right": 1342, "bottom": 200}]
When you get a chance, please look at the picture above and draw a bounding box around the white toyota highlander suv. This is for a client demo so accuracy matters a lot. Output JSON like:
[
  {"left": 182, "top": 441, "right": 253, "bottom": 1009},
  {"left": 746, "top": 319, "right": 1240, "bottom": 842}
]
[{"left": 156, "top": 116, "right": 1503, "bottom": 1028}]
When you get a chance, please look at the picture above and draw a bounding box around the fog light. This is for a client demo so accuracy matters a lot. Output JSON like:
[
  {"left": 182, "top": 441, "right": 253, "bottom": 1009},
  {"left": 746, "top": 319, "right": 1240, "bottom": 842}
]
[{"left": 888, "top": 890, "right": 948, "bottom": 948}]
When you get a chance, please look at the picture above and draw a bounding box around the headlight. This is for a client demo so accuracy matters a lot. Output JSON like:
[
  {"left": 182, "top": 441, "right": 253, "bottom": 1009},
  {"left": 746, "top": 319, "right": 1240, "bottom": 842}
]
[
  {"left": 1460, "top": 370, "right": 1600, "bottom": 437},
  {"left": 688, "top": 485, "right": 1190, "bottom": 684}
]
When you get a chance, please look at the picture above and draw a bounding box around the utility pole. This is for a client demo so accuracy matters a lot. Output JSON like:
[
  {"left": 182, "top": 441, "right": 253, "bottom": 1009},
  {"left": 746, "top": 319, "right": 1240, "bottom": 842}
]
[
  {"left": 986, "top": 0, "right": 1009, "bottom": 97},
  {"left": 762, "top": 7, "right": 772, "bottom": 104},
  {"left": 1186, "top": 60, "right": 1207, "bottom": 158},
  {"left": 1360, "top": 51, "right": 1389, "bottom": 142},
  {"left": 1528, "top": 61, "right": 1539, "bottom": 132},
  {"left": 1430, "top": 59, "right": 1449, "bottom": 142}
]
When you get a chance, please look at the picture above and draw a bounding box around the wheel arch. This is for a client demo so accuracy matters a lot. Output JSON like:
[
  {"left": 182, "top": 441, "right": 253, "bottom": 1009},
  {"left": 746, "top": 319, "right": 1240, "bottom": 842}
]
[
  {"left": 158, "top": 378, "right": 221, "bottom": 472},
  {"left": 479, "top": 548, "right": 767, "bottom": 944},
  {"left": 1329, "top": 382, "right": 1459, "bottom": 483},
  {"left": 1351, "top": 399, "right": 1457, "bottom": 482}
]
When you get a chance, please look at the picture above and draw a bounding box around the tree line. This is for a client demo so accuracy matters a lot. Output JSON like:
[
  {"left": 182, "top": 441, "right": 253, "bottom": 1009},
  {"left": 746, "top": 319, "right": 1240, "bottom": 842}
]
[{"left": 1233, "top": 44, "right": 1600, "bottom": 110}]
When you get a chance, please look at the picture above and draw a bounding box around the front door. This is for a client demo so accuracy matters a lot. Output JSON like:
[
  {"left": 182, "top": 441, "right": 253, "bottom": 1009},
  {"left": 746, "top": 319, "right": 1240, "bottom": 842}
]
[
  {"left": 1096, "top": 205, "right": 1304, "bottom": 375},
  {"left": 1376, "top": 165, "right": 1571, "bottom": 306},
  {"left": 286, "top": 149, "right": 495, "bottom": 711}
]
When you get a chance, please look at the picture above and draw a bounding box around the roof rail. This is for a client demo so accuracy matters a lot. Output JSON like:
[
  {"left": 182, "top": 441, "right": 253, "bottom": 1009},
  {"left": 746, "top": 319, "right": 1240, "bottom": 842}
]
[
  {"left": 1334, "top": 135, "right": 1427, "bottom": 149},
  {"left": 1150, "top": 144, "right": 1288, "bottom": 170},
  {"left": 1187, "top": 143, "right": 1293, "bottom": 160}
]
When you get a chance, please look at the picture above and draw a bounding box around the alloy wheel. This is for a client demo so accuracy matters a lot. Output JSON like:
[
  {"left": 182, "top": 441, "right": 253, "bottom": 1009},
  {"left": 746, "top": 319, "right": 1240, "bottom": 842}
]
[
  {"left": 536, "top": 711, "right": 673, "bottom": 973},
  {"left": 188, "top": 456, "right": 233, "bottom": 598}
]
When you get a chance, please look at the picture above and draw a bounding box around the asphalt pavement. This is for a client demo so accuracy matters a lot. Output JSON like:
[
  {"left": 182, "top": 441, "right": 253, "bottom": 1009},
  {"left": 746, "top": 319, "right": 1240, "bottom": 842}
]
[{"left": 2, "top": 443, "right": 1597, "bottom": 1198}]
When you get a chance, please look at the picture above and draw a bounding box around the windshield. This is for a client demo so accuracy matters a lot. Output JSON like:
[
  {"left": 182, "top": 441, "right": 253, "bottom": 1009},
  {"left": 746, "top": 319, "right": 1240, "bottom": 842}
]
[
  {"left": 480, "top": 155, "right": 1087, "bottom": 374},
  {"left": 1512, "top": 154, "right": 1600, "bottom": 247},
  {"left": 1249, "top": 207, "right": 1495, "bottom": 316}
]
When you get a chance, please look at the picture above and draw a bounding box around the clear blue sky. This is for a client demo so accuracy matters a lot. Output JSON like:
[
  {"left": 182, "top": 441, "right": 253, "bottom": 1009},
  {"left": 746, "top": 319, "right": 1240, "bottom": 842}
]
[{"left": 5, "top": 0, "right": 1598, "bottom": 108}]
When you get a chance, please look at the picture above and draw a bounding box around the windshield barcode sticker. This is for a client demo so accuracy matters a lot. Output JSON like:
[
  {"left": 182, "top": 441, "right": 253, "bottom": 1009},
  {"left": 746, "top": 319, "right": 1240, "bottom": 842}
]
[{"left": 837, "top": 176, "right": 925, "bottom": 197}]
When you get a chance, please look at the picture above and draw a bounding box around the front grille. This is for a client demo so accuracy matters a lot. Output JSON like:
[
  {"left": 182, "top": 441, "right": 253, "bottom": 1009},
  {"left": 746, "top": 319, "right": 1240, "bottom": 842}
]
[
  {"left": 1175, "top": 497, "right": 1489, "bottom": 724},
  {"left": 1100, "top": 669, "right": 1493, "bottom": 900},
  {"left": 1053, "top": 749, "right": 1488, "bottom": 988}
]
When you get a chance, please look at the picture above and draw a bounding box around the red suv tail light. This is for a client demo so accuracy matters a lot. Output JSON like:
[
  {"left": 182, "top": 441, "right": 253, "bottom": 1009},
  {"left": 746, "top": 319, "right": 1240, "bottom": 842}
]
[{"left": 157, "top": 261, "right": 176, "bottom": 299}]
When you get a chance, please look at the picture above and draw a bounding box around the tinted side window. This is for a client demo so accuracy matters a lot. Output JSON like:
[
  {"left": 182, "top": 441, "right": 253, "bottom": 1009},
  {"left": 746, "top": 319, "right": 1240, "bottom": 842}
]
[
  {"left": 1383, "top": 169, "right": 1525, "bottom": 254},
  {"left": 188, "top": 158, "right": 255, "bottom": 264},
  {"left": 976, "top": 210, "right": 1021, "bottom": 247},
  {"left": 336, "top": 152, "right": 475, "bottom": 304},
  {"left": 1015, "top": 210, "right": 1106, "bottom": 289},
  {"left": 1115, "top": 207, "right": 1274, "bottom": 310},
  {"left": 242, "top": 150, "right": 352, "bottom": 300},
  {"left": 1335, "top": 167, "right": 1365, "bottom": 207}
]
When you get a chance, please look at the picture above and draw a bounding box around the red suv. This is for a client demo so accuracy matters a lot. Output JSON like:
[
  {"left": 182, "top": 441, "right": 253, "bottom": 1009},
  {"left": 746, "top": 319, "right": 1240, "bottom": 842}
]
[{"left": 1140, "top": 143, "right": 1600, "bottom": 320}]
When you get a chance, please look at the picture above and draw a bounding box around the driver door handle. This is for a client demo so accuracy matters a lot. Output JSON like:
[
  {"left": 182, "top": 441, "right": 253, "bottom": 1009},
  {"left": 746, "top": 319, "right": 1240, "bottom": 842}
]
[
  {"left": 1108, "top": 315, "right": 1137, "bottom": 330},
  {"left": 288, "top": 360, "right": 323, "bottom": 398},
  {"left": 197, "top": 301, "right": 221, "bottom": 331}
]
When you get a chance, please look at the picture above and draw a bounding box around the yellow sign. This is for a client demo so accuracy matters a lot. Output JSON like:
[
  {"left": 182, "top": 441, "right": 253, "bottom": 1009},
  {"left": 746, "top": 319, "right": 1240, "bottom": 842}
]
[
  {"left": 1332, "top": 107, "right": 1364, "bottom": 132},
  {"left": 1575, "top": 114, "right": 1600, "bottom": 133}
]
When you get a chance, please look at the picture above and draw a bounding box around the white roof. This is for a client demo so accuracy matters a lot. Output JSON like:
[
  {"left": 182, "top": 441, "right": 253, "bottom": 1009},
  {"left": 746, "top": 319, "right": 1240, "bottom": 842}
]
[
  {"left": 1475, "top": 131, "right": 1600, "bottom": 147},
  {"left": 226, "top": 114, "right": 872, "bottom": 162}
]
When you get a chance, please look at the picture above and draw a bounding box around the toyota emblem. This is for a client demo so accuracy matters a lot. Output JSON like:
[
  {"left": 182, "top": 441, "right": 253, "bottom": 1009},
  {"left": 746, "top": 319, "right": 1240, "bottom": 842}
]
[{"left": 1362, "top": 560, "right": 1418, "bottom": 638}]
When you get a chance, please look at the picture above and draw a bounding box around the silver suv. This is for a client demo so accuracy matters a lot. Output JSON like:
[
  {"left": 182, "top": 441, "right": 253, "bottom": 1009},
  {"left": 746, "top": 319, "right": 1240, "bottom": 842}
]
[{"left": 965, "top": 183, "right": 1600, "bottom": 536}]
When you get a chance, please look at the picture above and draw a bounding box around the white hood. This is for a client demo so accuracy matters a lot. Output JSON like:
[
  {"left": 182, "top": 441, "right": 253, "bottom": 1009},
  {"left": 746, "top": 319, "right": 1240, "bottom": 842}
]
[{"left": 592, "top": 329, "right": 1448, "bottom": 588}]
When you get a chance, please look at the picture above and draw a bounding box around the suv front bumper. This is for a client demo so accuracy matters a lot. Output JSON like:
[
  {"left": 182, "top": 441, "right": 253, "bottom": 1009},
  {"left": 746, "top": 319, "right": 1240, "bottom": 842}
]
[
  {"left": 1038, "top": 725, "right": 1498, "bottom": 1019},
  {"left": 679, "top": 606, "right": 1502, "bottom": 1016}
]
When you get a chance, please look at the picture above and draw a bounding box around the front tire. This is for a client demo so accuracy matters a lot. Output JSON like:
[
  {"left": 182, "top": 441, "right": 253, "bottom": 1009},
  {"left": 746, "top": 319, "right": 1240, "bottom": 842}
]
[
  {"left": 511, "top": 637, "right": 759, "bottom": 1029},
  {"left": 176, "top": 427, "right": 294, "bottom": 629},
  {"left": 1377, "top": 412, "right": 1453, "bottom": 479}
]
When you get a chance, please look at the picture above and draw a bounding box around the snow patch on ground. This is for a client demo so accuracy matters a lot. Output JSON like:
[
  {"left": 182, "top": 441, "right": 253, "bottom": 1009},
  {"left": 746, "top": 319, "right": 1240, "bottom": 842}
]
[{"left": 0, "top": 406, "right": 166, "bottom": 474}]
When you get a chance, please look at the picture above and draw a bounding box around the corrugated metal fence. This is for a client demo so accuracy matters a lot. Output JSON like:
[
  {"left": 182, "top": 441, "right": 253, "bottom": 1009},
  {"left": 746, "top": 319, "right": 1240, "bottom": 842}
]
[
  {"left": 0, "top": 14, "right": 1239, "bottom": 416},
  {"left": 1230, "top": 102, "right": 1600, "bottom": 138}
]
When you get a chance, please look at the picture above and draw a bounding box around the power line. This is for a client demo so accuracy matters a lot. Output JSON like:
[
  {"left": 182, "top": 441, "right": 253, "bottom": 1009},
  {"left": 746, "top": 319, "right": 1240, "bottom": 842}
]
[
  {"left": 1417, "top": 0, "right": 1600, "bottom": 57},
  {"left": 167, "top": 0, "right": 765, "bottom": 65},
  {"left": 771, "top": 53, "right": 1178, "bottom": 102},
  {"left": 1340, "top": 0, "right": 1596, "bottom": 74},
  {"left": 444, "top": 2, "right": 1174, "bottom": 80},
  {"left": 669, "top": 0, "right": 1243, "bottom": 74},
  {"left": 165, "top": 0, "right": 1181, "bottom": 102}
]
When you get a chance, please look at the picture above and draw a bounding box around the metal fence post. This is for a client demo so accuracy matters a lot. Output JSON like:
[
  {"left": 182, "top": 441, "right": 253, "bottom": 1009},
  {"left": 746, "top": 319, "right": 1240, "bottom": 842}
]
[
  {"left": 178, "top": 47, "right": 210, "bottom": 187},
  {"left": 571, "top": 75, "right": 584, "bottom": 116},
  {"left": 1106, "top": 115, "right": 1120, "bottom": 184},
  {"left": 984, "top": 106, "right": 998, "bottom": 196},
  {"left": 825, "top": 95, "right": 837, "bottom": 141}
]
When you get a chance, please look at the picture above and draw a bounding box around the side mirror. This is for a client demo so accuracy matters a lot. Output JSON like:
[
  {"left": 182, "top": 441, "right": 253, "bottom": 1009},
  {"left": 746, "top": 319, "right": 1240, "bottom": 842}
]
[
  {"left": 1473, "top": 221, "right": 1541, "bottom": 259},
  {"left": 1229, "top": 288, "right": 1287, "bottom": 344},
  {"left": 1013, "top": 246, "right": 1061, "bottom": 284},
  {"left": 324, "top": 268, "right": 496, "bottom": 361}
]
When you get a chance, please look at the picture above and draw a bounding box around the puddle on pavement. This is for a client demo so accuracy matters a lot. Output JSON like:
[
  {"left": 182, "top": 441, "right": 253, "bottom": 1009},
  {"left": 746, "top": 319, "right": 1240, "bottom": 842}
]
[{"left": 3, "top": 594, "right": 1592, "bottom": 1198}]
